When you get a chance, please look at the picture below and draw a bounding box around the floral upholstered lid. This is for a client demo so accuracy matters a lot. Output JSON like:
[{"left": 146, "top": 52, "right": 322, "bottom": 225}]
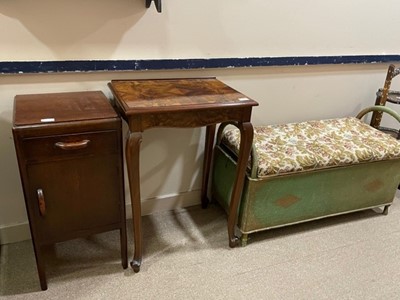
[{"left": 222, "top": 117, "right": 400, "bottom": 178}]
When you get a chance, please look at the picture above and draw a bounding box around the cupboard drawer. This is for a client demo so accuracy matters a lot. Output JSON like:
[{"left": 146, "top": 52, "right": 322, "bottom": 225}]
[{"left": 21, "top": 130, "right": 119, "bottom": 162}]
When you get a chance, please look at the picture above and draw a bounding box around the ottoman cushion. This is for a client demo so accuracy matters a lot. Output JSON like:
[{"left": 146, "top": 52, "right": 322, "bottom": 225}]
[{"left": 221, "top": 117, "right": 400, "bottom": 178}]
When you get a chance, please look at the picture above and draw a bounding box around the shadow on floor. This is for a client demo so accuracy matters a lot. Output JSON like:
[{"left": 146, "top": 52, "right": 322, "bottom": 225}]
[
  {"left": 0, "top": 230, "right": 128, "bottom": 296},
  {"left": 0, "top": 202, "right": 392, "bottom": 296}
]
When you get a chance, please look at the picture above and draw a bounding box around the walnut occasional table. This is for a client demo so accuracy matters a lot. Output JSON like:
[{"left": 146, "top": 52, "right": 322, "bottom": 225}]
[{"left": 108, "top": 78, "right": 258, "bottom": 272}]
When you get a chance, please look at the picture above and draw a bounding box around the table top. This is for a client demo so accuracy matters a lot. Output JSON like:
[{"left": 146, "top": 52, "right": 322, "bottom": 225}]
[
  {"left": 14, "top": 91, "right": 117, "bottom": 126},
  {"left": 108, "top": 78, "right": 258, "bottom": 115}
]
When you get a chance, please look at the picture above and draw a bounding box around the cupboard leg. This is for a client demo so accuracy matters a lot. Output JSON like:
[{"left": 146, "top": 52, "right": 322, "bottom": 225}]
[
  {"left": 120, "top": 226, "right": 128, "bottom": 269},
  {"left": 32, "top": 241, "right": 47, "bottom": 290}
]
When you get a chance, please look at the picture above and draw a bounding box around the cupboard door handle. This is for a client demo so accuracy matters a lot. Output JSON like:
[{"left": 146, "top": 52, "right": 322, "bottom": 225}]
[
  {"left": 37, "top": 189, "right": 46, "bottom": 217},
  {"left": 55, "top": 139, "right": 90, "bottom": 150}
]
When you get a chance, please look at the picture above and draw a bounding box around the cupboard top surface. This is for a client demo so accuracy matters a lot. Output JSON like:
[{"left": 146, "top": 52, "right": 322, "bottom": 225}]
[{"left": 13, "top": 91, "right": 117, "bottom": 126}]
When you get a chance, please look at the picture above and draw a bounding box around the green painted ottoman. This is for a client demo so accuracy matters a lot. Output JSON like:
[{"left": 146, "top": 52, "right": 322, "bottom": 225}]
[{"left": 211, "top": 106, "right": 400, "bottom": 246}]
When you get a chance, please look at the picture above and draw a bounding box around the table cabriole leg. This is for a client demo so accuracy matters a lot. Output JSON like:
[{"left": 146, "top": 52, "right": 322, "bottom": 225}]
[
  {"left": 126, "top": 132, "right": 143, "bottom": 272},
  {"left": 201, "top": 125, "right": 216, "bottom": 209},
  {"left": 227, "top": 122, "right": 254, "bottom": 248}
]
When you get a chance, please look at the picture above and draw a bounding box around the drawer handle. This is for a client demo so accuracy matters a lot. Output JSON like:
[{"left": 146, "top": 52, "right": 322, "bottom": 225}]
[
  {"left": 37, "top": 189, "right": 46, "bottom": 217},
  {"left": 55, "top": 139, "right": 90, "bottom": 150}
]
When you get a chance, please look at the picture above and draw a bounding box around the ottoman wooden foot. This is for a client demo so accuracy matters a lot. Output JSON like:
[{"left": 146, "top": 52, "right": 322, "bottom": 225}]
[
  {"left": 383, "top": 205, "right": 390, "bottom": 215},
  {"left": 240, "top": 234, "right": 249, "bottom": 247}
]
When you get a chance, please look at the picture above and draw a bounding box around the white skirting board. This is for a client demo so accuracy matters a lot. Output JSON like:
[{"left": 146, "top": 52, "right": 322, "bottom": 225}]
[{"left": 0, "top": 190, "right": 201, "bottom": 245}]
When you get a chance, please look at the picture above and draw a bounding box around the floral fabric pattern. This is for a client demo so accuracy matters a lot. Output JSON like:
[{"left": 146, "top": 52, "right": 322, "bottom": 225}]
[{"left": 221, "top": 117, "right": 400, "bottom": 178}]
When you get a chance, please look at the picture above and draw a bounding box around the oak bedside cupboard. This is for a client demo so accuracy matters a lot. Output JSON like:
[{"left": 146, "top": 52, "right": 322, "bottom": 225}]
[{"left": 12, "top": 91, "right": 127, "bottom": 290}]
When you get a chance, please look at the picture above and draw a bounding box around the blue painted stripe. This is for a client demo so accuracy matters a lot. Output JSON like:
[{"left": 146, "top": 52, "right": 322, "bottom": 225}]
[{"left": 1, "top": 55, "right": 400, "bottom": 74}]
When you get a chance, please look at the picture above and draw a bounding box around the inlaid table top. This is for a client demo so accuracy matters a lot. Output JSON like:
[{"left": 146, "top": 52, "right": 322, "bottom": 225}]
[{"left": 108, "top": 78, "right": 258, "bottom": 114}]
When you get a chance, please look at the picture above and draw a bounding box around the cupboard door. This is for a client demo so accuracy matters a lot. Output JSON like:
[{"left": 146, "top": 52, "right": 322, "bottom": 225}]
[{"left": 26, "top": 153, "right": 122, "bottom": 243}]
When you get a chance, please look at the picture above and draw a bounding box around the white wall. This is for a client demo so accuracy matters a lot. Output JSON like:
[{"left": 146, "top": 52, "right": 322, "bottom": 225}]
[
  {"left": 2, "top": 0, "right": 400, "bottom": 61},
  {"left": 1, "top": 0, "right": 400, "bottom": 244}
]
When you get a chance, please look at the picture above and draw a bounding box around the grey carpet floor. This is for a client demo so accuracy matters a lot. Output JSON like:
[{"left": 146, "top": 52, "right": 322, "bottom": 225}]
[{"left": 1, "top": 190, "right": 400, "bottom": 299}]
